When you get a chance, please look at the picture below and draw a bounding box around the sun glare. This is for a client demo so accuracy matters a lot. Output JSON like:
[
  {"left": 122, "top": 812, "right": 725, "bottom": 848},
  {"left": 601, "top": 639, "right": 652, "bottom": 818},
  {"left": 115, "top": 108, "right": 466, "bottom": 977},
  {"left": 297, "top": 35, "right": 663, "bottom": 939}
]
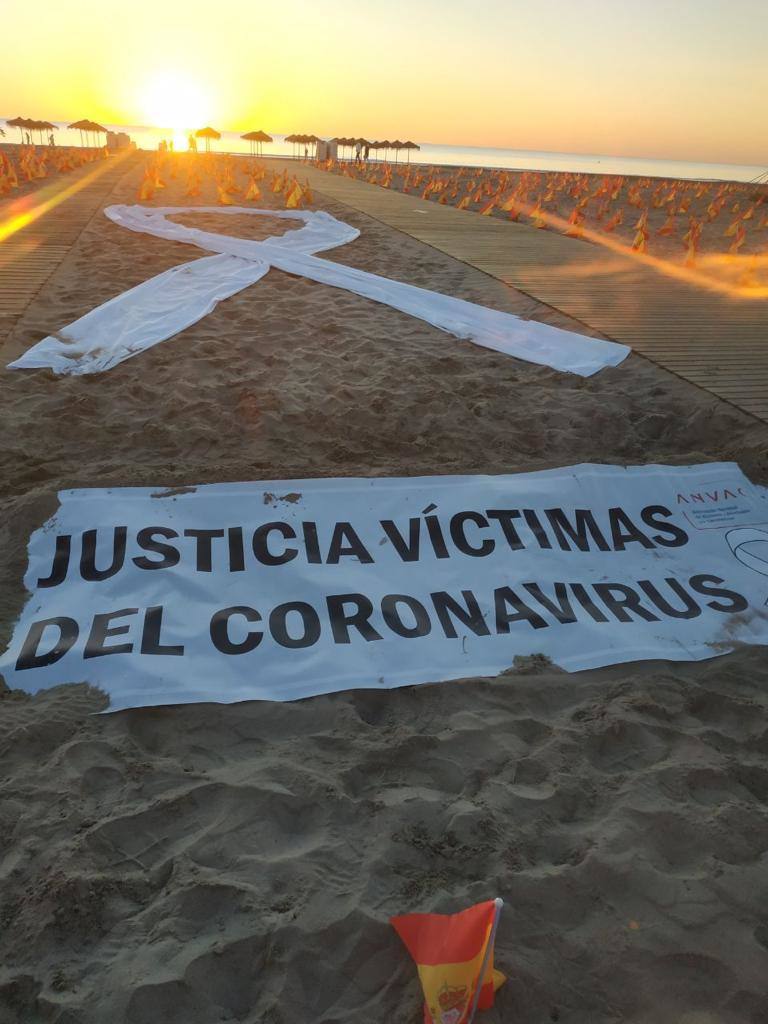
[{"left": 138, "top": 70, "right": 213, "bottom": 142}]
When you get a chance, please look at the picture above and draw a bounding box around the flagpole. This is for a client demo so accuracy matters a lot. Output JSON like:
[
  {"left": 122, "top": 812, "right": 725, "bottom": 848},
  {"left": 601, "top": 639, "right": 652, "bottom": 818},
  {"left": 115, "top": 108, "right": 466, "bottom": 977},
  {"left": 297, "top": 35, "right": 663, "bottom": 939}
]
[{"left": 465, "top": 898, "right": 503, "bottom": 1024}]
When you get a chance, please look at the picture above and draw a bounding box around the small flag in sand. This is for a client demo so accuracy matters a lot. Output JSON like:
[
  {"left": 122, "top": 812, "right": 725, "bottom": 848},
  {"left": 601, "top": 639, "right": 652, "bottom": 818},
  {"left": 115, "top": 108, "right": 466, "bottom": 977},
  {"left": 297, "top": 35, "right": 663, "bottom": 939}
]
[
  {"left": 285, "top": 180, "right": 304, "bottom": 208},
  {"left": 391, "top": 898, "right": 505, "bottom": 1024},
  {"left": 245, "top": 178, "right": 262, "bottom": 201}
]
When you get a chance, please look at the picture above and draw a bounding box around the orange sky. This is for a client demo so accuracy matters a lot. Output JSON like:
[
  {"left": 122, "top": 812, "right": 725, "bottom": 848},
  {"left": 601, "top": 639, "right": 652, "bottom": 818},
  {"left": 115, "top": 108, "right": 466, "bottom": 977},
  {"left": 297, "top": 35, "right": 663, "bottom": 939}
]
[{"left": 2, "top": 0, "right": 766, "bottom": 165}]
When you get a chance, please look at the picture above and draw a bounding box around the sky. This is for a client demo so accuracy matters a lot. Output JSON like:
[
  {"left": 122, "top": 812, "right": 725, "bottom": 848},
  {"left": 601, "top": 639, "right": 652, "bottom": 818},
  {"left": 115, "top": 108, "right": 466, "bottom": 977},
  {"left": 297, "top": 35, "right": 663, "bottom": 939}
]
[{"left": 1, "top": 0, "right": 766, "bottom": 165}]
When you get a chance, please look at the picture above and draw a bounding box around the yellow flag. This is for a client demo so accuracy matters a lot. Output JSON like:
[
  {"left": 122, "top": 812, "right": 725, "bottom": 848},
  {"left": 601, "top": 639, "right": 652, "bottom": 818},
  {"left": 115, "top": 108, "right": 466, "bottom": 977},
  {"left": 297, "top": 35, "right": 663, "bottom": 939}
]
[{"left": 285, "top": 182, "right": 303, "bottom": 209}]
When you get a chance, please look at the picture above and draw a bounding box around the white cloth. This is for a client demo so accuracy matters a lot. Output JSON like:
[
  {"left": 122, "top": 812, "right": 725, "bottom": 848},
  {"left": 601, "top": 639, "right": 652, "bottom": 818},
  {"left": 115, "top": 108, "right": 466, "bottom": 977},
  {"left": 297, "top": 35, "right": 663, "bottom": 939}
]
[{"left": 9, "top": 205, "right": 630, "bottom": 377}]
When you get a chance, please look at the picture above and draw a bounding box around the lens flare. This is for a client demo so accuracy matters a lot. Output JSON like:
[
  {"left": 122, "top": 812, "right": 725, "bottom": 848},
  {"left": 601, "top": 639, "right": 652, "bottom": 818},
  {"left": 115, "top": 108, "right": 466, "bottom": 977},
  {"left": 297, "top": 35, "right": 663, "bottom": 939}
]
[{"left": 138, "top": 71, "right": 213, "bottom": 140}]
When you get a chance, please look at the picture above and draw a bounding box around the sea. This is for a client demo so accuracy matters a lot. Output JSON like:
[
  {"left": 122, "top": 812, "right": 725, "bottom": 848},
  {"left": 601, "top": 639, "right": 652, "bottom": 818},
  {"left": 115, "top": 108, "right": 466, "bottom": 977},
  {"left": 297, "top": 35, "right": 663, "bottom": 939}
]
[{"left": 7, "top": 120, "right": 767, "bottom": 184}]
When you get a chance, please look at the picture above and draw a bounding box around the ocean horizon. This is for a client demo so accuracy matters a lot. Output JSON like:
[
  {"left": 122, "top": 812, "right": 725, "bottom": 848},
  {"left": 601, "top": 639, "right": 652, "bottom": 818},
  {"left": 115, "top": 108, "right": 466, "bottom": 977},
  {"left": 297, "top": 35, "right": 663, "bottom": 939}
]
[{"left": 3, "top": 118, "right": 766, "bottom": 184}]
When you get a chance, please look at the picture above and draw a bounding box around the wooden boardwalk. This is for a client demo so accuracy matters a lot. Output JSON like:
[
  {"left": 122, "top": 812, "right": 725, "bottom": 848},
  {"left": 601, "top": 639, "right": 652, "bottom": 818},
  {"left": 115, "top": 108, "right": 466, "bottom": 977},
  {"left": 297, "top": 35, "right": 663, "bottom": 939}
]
[
  {"left": 0, "top": 151, "right": 139, "bottom": 343},
  {"left": 283, "top": 162, "right": 768, "bottom": 423}
]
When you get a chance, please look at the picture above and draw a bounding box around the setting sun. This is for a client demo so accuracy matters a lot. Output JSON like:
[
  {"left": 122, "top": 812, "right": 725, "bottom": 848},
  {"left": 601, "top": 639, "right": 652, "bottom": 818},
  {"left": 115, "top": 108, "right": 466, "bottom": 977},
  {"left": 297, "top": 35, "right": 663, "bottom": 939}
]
[{"left": 137, "top": 70, "right": 213, "bottom": 140}]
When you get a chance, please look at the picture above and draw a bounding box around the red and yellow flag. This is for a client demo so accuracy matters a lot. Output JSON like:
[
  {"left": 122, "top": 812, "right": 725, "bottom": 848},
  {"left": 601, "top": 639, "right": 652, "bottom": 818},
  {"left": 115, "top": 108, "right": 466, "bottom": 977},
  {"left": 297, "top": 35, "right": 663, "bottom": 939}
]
[
  {"left": 245, "top": 178, "right": 262, "bottom": 201},
  {"left": 391, "top": 899, "right": 505, "bottom": 1024},
  {"left": 285, "top": 180, "right": 304, "bottom": 208}
]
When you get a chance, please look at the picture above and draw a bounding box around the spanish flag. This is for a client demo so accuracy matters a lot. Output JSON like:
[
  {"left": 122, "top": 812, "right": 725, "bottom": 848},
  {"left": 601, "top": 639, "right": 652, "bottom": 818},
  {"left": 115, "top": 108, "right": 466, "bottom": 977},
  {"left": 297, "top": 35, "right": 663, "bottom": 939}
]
[
  {"left": 285, "top": 181, "right": 304, "bottom": 209},
  {"left": 391, "top": 898, "right": 505, "bottom": 1024},
  {"left": 245, "top": 178, "right": 262, "bottom": 201}
]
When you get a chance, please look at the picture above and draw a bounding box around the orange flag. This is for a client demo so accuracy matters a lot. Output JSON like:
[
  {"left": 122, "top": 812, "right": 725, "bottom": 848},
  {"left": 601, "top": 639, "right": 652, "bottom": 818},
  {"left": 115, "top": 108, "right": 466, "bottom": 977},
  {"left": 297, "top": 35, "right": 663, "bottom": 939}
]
[
  {"left": 391, "top": 899, "right": 505, "bottom": 1024},
  {"left": 285, "top": 181, "right": 303, "bottom": 208},
  {"left": 603, "top": 209, "right": 623, "bottom": 233},
  {"left": 529, "top": 203, "right": 546, "bottom": 229},
  {"left": 632, "top": 227, "right": 648, "bottom": 252},
  {"left": 138, "top": 176, "right": 155, "bottom": 201},
  {"left": 245, "top": 178, "right": 262, "bottom": 201},
  {"left": 729, "top": 224, "right": 746, "bottom": 254}
]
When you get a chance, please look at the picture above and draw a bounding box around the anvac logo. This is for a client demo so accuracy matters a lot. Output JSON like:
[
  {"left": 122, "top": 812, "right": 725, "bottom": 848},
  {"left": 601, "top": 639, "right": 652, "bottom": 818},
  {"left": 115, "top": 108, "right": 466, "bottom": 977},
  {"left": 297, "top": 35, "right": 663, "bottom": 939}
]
[{"left": 676, "top": 487, "right": 748, "bottom": 504}]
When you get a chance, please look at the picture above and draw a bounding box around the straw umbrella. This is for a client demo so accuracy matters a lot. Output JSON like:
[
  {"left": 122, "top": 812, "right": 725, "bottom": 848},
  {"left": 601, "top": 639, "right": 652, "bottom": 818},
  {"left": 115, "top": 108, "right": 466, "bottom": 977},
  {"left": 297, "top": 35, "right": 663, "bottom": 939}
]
[
  {"left": 241, "top": 131, "right": 272, "bottom": 158},
  {"left": 16, "top": 117, "right": 35, "bottom": 144},
  {"left": 256, "top": 131, "right": 272, "bottom": 157},
  {"left": 403, "top": 140, "right": 420, "bottom": 163},
  {"left": 195, "top": 126, "right": 221, "bottom": 153},
  {"left": 288, "top": 134, "right": 321, "bottom": 159},
  {"left": 391, "top": 140, "right": 405, "bottom": 164},
  {"left": 241, "top": 131, "right": 259, "bottom": 156},
  {"left": 68, "top": 119, "right": 92, "bottom": 147},
  {"left": 21, "top": 117, "right": 40, "bottom": 144},
  {"left": 6, "top": 117, "right": 28, "bottom": 144},
  {"left": 41, "top": 121, "right": 58, "bottom": 146},
  {"left": 27, "top": 120, "right": 46, "bottom": 145},
  {"left": 85, "top": 121, "right": 107, "bottom": 148}
]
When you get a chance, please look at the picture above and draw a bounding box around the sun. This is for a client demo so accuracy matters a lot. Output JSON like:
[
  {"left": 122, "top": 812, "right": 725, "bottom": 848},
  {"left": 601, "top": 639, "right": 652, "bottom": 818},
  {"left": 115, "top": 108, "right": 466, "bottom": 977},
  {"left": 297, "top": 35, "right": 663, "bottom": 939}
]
[{"left": 139, "top": 70, "right": 213, "bottom": 141}]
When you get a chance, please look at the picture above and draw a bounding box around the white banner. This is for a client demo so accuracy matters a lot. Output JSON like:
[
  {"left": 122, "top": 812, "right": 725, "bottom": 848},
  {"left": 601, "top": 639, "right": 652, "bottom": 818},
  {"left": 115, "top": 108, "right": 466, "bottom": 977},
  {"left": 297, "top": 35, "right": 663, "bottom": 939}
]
[{"left": 3, "top": 463, "right": 768, "bottom": 711}]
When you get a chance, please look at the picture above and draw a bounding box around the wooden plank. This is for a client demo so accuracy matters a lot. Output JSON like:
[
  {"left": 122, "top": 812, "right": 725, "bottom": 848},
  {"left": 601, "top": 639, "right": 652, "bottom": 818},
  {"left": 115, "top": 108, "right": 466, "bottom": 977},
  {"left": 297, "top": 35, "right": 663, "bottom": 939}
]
[
  {"left": 0, "top": 151, "right": 140, "bottom": 345},
  {"left": 276, "top": 161, "right": 768, "bottom": 423}
]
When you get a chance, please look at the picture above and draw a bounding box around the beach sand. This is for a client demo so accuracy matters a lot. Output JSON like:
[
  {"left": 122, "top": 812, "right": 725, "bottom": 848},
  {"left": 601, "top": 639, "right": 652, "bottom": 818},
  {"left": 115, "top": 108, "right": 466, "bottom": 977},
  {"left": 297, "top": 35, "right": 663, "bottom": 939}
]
[{"left": 1, "top": 153, "right": 768, "bottom": 1022}]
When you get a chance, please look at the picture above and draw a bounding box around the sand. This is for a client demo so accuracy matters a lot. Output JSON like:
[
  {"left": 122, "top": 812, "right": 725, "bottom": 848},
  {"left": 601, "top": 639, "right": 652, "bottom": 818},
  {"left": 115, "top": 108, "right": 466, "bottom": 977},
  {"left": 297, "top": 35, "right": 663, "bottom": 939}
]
[{"left": 1, "top": 152, "right": 768, "bottom": 1022}]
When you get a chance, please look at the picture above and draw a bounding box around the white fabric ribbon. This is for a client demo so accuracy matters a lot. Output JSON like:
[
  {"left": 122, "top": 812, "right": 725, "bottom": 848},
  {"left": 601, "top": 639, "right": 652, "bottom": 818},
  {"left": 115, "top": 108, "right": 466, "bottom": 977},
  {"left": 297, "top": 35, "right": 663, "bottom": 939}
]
[{"left": 8, "top": 205, "right": 630, "bottom": 377}]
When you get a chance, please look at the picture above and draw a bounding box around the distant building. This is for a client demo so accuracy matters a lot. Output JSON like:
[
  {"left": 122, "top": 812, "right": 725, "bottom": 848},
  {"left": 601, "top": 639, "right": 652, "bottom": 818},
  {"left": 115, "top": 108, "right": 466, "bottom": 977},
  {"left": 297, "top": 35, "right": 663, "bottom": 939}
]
[{"left": 106, "top": 131, "right": 133, "bottom": 151}]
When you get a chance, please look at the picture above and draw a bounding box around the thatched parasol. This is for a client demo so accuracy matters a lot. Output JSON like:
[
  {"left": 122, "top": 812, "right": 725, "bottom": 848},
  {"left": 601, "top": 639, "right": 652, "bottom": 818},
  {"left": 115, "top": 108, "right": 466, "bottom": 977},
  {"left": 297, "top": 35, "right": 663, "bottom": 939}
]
[
  {"left": 241, "top": 131, "right": 259, "bottom": 156},
  {"left": 241, "top": 130, "right": 272, "bottom": 157},
  {"left": 22, "top": 117, "right": 44, "bottom": 144},
  {"left": 68, "top": 119, "right": 88, "bottom": 146},
  {"left": 331, "top": 137, "right": 349, "bottom": 160},
  {"left": 256, "top": 130, "right": 272, "bottom": 157},
  {"left": 287, "top": 133, "right": 321, "bottom": 159},
  {"left": 69, "top": 118, "right": 105, "bottom": 147},
  {"left": 195, "top": 126, "right": 221, "bottom": 153},
  {"left": 40, "top": 121, "right": 59, "bottom": 145},
  {"left": 403, "top": 140, "right": 420, "bottom": 163},
  {"left": 25, "top": 119, "right": 49, "bottom": 145},
  {"left": 6, "top": 116, "right": 29, "bottom": 144}
]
